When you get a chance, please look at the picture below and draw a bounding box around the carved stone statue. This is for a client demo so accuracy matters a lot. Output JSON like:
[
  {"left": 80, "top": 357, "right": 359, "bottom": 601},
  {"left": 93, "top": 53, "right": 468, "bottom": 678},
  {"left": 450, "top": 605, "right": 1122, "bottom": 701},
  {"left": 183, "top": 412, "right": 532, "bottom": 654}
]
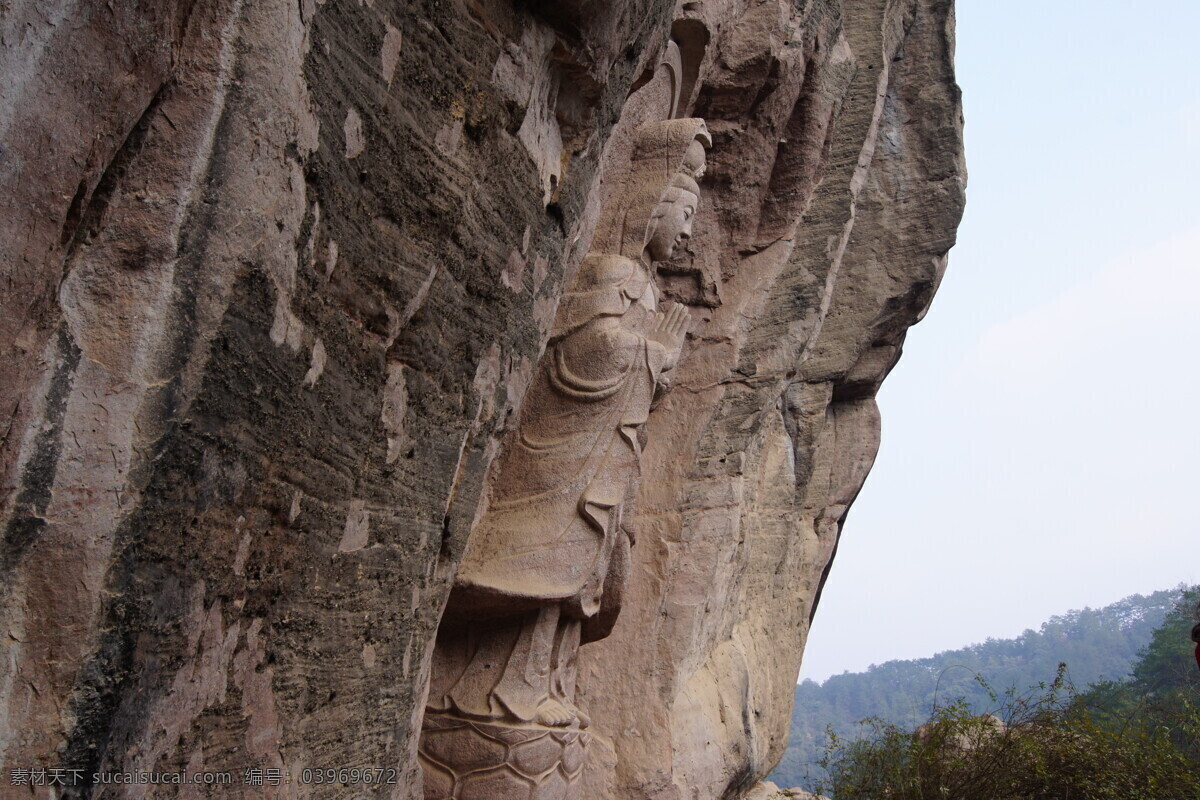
[{"left": 419, "top": 118, "right": 709, "bottom": 800}]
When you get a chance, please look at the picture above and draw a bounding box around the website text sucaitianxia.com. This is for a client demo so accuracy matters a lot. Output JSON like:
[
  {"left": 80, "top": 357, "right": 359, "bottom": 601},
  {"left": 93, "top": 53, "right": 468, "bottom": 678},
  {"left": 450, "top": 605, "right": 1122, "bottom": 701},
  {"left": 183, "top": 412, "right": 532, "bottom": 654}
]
[{"left": 7, "top": 766, "right": 401, "bottom": 788}]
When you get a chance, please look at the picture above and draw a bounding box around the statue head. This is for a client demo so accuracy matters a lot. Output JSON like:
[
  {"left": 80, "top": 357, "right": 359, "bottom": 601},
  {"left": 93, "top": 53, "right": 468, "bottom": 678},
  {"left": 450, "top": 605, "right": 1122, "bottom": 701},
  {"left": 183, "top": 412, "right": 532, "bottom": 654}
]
[
  {"left": 552, "top": 119, "right": 709, "bottom": 340},
  {"left": 645, "top": 172, "right": 701, "bottom": 263},
  {"left": 593, "top": 118, "right": 711, "bottom": 263}
]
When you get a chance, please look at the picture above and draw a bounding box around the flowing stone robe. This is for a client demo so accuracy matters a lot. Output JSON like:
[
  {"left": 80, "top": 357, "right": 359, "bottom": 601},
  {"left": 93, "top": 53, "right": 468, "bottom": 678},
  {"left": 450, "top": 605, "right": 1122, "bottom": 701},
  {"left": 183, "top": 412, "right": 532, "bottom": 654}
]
[
  {"left": 423, "top": 118, "right": 707, "bottom": 738},
  {"left": 433, "top": 254, "right": 669, "bottom": 722},
  {"left": 455, "top": 256, "right": 665, "bottom": 630}
]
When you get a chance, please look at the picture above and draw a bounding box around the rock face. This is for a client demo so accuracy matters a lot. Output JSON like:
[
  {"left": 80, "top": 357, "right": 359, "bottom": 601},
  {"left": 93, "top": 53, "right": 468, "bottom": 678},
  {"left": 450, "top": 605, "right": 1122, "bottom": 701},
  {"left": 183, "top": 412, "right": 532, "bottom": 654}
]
[
  {"left": 744, "top": 783, "right": 828, "bottom": 800},
  {"left": 0, "top": 1, "right": 963, "bottom": 799}
]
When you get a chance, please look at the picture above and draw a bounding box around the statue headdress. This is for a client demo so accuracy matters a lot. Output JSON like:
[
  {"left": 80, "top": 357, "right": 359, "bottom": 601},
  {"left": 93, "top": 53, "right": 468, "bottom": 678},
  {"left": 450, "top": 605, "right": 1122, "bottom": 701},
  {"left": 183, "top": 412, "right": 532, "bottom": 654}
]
[{"left": 596, "top": 117, "right": 711, "bottom": 261}]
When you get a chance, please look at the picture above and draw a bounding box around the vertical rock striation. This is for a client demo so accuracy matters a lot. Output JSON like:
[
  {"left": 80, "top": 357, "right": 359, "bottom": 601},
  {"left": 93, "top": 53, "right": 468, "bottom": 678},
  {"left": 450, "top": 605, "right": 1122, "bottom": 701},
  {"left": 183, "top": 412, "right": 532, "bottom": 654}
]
[{"left": 0, "top": 1, "right": 962, "bottom": 798}]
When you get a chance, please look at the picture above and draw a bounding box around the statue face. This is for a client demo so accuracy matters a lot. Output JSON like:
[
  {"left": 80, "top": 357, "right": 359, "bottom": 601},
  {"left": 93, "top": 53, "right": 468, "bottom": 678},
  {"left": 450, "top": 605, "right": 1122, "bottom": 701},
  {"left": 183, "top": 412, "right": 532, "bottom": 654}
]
[{"left": 645, "top": 187, "right": 699, "bottom": 263}]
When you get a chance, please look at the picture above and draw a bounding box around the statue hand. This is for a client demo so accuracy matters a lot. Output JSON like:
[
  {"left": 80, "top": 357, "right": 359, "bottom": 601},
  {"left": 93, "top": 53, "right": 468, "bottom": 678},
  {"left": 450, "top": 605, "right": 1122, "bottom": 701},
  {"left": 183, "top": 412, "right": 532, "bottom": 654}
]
[{"left": 649, "top": 302, "right": 689, "bottom": 368}]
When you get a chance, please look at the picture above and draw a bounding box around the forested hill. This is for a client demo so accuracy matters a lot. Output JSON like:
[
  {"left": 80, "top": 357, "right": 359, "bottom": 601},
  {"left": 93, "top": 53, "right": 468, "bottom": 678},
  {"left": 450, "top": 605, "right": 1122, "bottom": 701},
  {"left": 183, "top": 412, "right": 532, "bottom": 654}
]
[{"left": 770, "top": 588, "right": 1187, "bottom": 788}]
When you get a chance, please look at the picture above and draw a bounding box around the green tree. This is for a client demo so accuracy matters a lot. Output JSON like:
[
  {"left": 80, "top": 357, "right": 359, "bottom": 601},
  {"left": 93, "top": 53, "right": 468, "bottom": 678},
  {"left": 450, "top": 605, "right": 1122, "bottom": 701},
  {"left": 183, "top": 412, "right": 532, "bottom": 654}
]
[
  {"left": 812, "top": 592, "right": 1200, "bottom": 800},
  {"left": 1080, "top": 586, "right": 1200, "bottom": 761},
  {"left": 818, "top": 666, "right": 1200, "bottom": 800},
  {"left": 771, "top": 587, "right": 1185, "bottom": 787}
]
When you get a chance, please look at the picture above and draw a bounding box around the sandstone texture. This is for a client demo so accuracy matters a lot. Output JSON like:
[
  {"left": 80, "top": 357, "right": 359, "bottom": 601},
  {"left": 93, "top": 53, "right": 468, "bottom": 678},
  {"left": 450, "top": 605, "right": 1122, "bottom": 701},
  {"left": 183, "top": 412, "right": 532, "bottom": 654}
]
[
  {"left": 744, "top": 783, "right": 828, "bottom": 800},
  {"left": 0, "top": 0, "right": 963, "bottom": 798}
]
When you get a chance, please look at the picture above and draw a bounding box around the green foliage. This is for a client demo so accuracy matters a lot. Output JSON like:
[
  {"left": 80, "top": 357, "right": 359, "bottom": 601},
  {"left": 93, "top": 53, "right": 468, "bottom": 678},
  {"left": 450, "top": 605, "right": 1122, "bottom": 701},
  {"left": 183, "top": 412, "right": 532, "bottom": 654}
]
[
  {"left": 771, "top": 588, "right": 1184, "bottom": 787},
  {"left": 809, "top": 591, "right": 1200, "bottom": 800},
  {"left": 817, "top": 666, "right": 1200, "bottom": 800},
  {"left": 1079, "top": 586, "right": 1200, "bottom": 763}
]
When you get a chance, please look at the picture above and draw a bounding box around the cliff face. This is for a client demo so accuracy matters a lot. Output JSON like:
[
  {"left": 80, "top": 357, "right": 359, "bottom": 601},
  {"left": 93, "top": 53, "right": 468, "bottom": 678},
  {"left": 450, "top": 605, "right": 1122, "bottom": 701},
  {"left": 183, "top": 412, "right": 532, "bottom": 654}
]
[{"left": 0, "top": 1, "right": 963, "bottom": 798}]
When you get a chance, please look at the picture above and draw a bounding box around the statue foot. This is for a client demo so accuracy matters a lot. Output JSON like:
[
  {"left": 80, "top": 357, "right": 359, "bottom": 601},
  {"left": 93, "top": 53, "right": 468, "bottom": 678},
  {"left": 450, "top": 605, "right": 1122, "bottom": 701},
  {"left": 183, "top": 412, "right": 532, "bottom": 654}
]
[{"left": 534, "top": 699, "right": 576, "bottom": 728}]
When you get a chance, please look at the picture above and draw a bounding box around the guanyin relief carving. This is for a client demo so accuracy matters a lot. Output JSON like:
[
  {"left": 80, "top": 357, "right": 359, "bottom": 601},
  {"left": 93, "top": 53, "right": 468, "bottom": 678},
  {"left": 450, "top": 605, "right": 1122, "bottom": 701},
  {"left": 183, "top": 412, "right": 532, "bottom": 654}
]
[{"left": 420, "top": 117, "right": 710, "bottom": 800}]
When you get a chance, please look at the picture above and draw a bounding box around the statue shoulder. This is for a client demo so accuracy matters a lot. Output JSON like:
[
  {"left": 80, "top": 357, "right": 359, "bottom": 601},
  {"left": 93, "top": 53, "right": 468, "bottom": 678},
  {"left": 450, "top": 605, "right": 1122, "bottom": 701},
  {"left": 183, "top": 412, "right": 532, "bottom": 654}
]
[{"left": 552, "top": 254, "right": 649, "bottom": 339}]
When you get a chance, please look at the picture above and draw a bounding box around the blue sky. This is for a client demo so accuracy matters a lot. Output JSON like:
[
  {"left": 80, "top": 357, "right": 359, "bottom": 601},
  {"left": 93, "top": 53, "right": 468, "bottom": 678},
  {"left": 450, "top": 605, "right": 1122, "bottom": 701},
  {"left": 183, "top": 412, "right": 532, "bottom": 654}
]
[{"left": 800, "top": 0, "right": 1200, "bottom": 683}]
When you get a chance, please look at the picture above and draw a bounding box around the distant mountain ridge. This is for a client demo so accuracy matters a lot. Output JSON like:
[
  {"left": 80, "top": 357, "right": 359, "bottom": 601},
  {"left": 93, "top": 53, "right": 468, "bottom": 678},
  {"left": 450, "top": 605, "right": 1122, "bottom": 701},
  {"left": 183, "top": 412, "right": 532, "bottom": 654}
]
[{"left": 770, "top": 588, "right": 1186, "bottom": 787}]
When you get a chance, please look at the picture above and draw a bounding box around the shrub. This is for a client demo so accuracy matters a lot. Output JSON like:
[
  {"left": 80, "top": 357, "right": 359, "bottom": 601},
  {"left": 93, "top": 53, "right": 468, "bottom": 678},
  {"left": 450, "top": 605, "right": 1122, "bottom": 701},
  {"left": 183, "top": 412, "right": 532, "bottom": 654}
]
[{"left": 816, "top": 666, "right": 1200, "bottom": 800}]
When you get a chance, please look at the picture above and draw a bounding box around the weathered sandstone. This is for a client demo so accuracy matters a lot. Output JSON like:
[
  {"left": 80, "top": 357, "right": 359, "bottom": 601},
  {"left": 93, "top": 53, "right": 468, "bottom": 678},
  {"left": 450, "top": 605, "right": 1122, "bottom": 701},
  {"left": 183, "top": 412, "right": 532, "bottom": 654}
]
[
  {"left": 744, "top": 783, "right": 828, "bottom": 800},
  {"left": 0, "top": 0, "right": 963, "bottom": 798}
]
